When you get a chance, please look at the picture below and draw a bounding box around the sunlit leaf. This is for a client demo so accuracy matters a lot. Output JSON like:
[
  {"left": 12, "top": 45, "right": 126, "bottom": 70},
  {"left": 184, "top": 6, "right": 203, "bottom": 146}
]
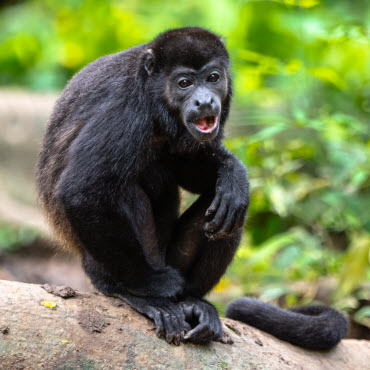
[
  {"left": 272, "top": 0, "right": 320, "bottom": 8},
  {"left": 247, "top": 232, "right": 296, "bottom": 266},
  {"left": 354, "top": 306, "right": 370, "bottom": 329},
  {"left": 336, "top": 233, "right": 370, "bottom": 297},
  {"left": 309, "top": 67, "right": 347, "bottom": 90}
]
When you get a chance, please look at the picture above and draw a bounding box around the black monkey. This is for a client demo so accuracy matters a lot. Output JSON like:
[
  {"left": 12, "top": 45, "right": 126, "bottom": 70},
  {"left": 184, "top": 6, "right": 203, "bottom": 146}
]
[
  {"left": 37, "top": 27, "right": 245, "bottom": 345},
  {"left": 37, "top": 27, "right": 347, "bottom": 348}
]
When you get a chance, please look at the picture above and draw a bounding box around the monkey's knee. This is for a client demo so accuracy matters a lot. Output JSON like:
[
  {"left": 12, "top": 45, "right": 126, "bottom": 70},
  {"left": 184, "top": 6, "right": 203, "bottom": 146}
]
[
  {"left": 127, "top": 266, "right": 185, "bottom": 298},
  {"left": 83, "top": 251, "right": 184, "bottom": 299}
]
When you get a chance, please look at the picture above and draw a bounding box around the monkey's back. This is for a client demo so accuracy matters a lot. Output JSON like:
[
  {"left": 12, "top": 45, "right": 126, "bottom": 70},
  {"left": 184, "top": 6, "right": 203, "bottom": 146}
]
[{"left": 36, "top": 44, "right": 146, "bottom": 252}]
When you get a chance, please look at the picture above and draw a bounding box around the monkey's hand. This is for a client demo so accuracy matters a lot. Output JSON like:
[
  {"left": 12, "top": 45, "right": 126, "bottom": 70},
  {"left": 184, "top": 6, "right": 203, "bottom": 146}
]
[
  {"left": 204, "top": 157, "right": 249, "bottom": 239},
  {"left": 116, "top": 293, "right": 191, "bottom": 346},
  {"left": 181, "top": 298, "right": 223, "bottom": 344}
]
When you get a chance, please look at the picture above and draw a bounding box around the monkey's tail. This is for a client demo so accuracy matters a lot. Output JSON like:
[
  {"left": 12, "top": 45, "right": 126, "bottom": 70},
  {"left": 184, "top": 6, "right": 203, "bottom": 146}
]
[{"left": 225, "top": 298, "right": 348, "bottom": 350}]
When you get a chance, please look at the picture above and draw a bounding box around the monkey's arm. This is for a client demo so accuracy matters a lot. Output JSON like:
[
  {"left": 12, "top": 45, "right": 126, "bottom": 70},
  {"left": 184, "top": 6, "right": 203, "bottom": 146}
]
[
  {"left": 171, "top": 146, "right": 247, "bottom": 343},
  {"left": 173, "top": 145, "right": 249, "bottom": 238},
  {"left": 204, "top": 145, "right": 249, "bottom": 239},
  {"left": 54, "top": 91, "right": 179, "bottom": 278}
]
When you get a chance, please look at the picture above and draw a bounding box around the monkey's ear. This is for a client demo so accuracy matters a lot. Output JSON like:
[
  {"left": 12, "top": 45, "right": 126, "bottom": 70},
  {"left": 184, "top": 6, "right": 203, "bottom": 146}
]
[{"left": 143, "top": 49, "right": 155, "bottom": 76}]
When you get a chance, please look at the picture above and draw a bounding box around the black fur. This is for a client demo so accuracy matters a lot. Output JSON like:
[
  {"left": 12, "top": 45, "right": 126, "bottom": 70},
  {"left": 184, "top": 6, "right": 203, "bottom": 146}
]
[
  {"left": 37, "top": 27, "right": 249, "bottom": 345},
  {"left": 37, "top": 26, "right": 347, "bottom": 349},
  {"left": 226, "top": 298, "right": 348, "bottom": 350}
]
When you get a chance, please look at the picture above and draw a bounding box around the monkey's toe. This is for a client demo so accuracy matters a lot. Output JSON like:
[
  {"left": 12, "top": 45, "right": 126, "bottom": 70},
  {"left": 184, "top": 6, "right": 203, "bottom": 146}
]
[
  {"left": 145, "top": 299, "right": 189, "bottom": 346},
  {"left": 181, "top": 298, "right": 223, "bottom": 344}
]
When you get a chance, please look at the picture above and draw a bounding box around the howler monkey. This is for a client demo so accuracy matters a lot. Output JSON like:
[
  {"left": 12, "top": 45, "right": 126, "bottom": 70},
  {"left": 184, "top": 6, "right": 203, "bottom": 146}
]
[{"left": 37, "top": 27, "right": 347, "bottom": 348}]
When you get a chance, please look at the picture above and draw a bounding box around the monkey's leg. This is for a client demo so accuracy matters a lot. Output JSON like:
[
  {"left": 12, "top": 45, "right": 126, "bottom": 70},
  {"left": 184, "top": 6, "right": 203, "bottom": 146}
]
[
  {"left": 83, "top": 252, "right": 190, "bottom": 345},
  {"left": 167, "top": 193, "right": 243, "bottom": 343},
  {"left": 57, "top": 181, "right": 188, "bottom": 344}
]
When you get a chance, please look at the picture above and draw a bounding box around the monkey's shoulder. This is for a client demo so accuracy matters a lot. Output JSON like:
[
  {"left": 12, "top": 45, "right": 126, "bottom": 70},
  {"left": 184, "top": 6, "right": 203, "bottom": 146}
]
[{"left": 61, "top": 43, "right": 148, "bottom": 99}]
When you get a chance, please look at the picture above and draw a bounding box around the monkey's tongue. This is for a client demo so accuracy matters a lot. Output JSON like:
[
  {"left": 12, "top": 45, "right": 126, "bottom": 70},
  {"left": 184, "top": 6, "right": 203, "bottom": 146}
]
[{"left": 194, "top": 116, "right": 217, "bottom": 132}]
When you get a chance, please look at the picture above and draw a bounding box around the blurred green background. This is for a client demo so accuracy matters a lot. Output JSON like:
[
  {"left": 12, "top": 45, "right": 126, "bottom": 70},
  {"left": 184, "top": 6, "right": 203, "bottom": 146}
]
[{"left": 0, "top": 0, "right": 369, "bottom": 337}]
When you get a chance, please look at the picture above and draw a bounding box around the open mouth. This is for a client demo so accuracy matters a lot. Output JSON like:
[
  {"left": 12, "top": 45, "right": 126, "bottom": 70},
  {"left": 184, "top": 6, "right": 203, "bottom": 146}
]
[{"left": 194, "top": 116, "right": 218, "bottom": 133}]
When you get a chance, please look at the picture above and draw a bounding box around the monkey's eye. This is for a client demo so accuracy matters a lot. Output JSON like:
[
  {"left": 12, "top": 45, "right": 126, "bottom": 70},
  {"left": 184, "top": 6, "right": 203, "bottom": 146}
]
[
  {"left": 178, "top": 79, "right": 193, "bottom": 89},
  {"left": 207, "top": 73, "right": 220, "bottom": 83}
]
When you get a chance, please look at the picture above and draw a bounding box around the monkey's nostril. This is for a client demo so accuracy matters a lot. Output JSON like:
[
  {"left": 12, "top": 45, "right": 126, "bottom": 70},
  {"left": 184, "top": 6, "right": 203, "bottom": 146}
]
[{"left": 195, "top": 99, "right": 214, "bottom": 108}]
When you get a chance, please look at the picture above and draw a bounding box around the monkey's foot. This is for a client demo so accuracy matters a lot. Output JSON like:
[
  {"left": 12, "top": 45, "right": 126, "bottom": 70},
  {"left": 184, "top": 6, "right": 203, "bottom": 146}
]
[
  {"left": 114, "top": 293, "right": 191, "bottom": 345},
  {"left": 181, "top": 298, "right": 223, "bottom": 344}
]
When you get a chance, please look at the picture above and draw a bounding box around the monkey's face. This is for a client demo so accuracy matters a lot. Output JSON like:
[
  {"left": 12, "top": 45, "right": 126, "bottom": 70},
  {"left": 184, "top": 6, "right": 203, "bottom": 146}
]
[{"left": 165, "top": 60, "right": 229, "bottom": 142}]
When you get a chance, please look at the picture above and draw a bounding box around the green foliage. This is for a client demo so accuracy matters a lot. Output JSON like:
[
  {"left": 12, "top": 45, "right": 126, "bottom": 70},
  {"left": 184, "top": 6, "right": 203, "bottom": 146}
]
[
  {"left": 0, "top": 0, "right": 369, "bottom": 312},
  {"left": 0, "top": 223, "right": 38, "bottom": 252},
  {"left": 354, "top": 306, "right": 370, "bottom": 328}
]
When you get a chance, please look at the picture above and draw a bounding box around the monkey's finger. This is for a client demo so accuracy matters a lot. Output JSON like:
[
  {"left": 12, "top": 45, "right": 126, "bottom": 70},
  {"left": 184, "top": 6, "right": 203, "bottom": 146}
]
[
  {"left": 214, "top": 209, "right": 236, "bottom": 237},
  {"left": 230, "top": 211, "right": 245, "bottom": 235},
  {"left": 149, "top": 309, "right": 165, "bottom": 339},
  {"left": 205, "top": 195, "right": 221, "bottom": 217},
  {"left": 161, "top": 311, "right": 177, "bottom": 345},
  {"left": 184, "top": 323, "right": 207, "bottom": 341},
  {"left": 210, "top": 315, "right": 223, "bottom": 340},
  {"left": 197, "top": 304, "right": 221, "bottom": 341},
  {"left": 199, "top": 300, "right": 222, "bottom": 341},
  {"left": 192, "top": 304, "right": 209, "bottom": 325},
  {"left": 191, "top": 329, "right": 213, "bottom": 344},
  {"left": 204, "top": 200, "right": 228, "bottom": 233},
  {"left": 195, "top": 330, "right": 214, "bottom": 344},
  {"left": 205, "top": 205, "right": 230, "bottom": 236},
  {"left": 167, "top": 307, "right": 188, "bottom": 344},
  {"left": 184, "top": 323, "right": 213, "bottom": 344},
  {"left": 194, "top": 306, "right": 215, "bottom": 343},
  {"left": 173, "top": 314, "right": 190, "bottom": 340},
  {"left": 166, "top": 304, "right": 186, "bottom": 345},
  {"left": 216, "top": 205, "right": 246, "bottom": 238},
  {"left": 193, "top": 302, "right": 208, "bottom": 323},
  {"left": 173, "top": 323, "right": 184, "bottom": 345}
]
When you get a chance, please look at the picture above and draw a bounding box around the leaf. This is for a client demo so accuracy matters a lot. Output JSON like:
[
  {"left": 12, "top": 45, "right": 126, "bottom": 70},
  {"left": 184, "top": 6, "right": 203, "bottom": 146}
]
[
  {"left": 272, "top": 0, "right": 320, "bottom": 8},
  {"left": 336, "top": 233, "right": 370, "bottom": 297},
  {"left": 309, "top": 67, "right": 347, "bottom": 90},
  {"left": 247, "top": 232, "right": 296, "bottom": 266},
  {"left": 354, "top": 306, "right": 370, "bottom": 328}
]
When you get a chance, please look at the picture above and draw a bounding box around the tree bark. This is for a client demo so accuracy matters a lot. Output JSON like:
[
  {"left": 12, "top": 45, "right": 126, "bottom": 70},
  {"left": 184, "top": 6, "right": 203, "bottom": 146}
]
[{"left": 0, "top": 280, "right": 369, "bottom": 370}]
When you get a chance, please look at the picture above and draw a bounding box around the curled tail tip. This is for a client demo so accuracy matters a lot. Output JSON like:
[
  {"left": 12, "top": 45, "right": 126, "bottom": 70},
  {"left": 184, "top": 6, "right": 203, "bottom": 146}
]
[{"left": 225, "top": 298, "right": 348, "bottom": 350}]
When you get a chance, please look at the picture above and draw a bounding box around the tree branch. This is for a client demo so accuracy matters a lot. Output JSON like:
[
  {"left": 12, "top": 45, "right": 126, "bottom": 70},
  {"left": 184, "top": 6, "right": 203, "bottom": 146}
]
[{"left": 0, "top": 280, "right": 369, "bottom": 369}]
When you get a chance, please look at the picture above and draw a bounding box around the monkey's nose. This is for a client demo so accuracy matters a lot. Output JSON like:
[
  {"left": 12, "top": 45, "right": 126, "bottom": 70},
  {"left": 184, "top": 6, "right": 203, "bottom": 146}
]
[{"left": 194, "top": 97, "right": 214, "bottom": 108}]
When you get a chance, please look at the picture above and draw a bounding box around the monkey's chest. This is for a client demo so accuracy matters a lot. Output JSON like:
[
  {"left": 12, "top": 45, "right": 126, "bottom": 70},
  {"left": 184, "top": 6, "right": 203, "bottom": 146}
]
[
  {"left": 138, "top": 160, "right": 180, "bottom": 246},
  {"left": 139, "top": 160, "right": 179, "bottom": 207}
]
